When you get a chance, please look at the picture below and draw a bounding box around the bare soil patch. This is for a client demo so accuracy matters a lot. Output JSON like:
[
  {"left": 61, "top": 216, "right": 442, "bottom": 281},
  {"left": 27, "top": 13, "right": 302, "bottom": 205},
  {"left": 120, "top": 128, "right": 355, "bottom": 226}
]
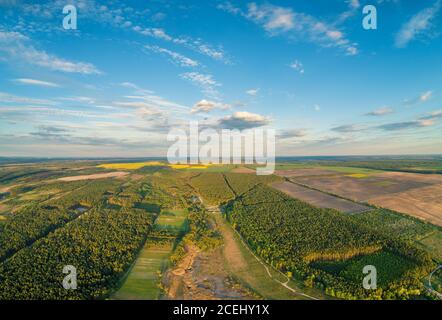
[
  {"left": 164, "top": 243, "right": 256, "bottom": 300},
  {"left": 281, "top": 169, "right": 442, "bottom": 226},
  {"left": 292, "top": 175, "right": 429, "bottom": 202},
  {"left": 57, "top": 171, "right": 128, "bottom": 182},
  {"left": 368, "top": 184, "right": 442, "bottom": 227},
  {"left": 272, "top": 181, "right": 370, "bottom": 214}
]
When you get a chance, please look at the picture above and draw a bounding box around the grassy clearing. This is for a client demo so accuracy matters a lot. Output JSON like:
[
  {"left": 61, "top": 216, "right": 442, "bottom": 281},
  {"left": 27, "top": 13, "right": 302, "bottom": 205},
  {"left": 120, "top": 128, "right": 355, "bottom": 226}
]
[
  {"left": 155, "top": 209, "right": 188, "bottom": 231},
  {"left": 112, "top": 242, "right": 173, "bottom": 300}
]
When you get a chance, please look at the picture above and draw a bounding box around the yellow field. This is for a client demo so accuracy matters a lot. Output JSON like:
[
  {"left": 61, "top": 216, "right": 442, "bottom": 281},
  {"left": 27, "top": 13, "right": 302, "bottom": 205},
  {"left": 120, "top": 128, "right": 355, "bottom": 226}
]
[
  {"left": 98, "top": 161, "right": 164, "bottom": 170},
  {"left": 170, "top": 164, "right": 209, "bottom": 169},
  {"left": 347, "top": 173, "right": 369, "bottom": 178}
]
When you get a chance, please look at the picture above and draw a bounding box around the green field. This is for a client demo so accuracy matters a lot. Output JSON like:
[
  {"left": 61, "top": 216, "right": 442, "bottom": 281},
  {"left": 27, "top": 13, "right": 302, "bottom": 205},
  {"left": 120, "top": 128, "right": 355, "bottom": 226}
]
[
  {"left": 113, "top": 207, "right": 189, "bottom": 299},
  {"left": 112, "top": 242, "right": 173, "bottom": 300},
  {"left": 154, "top": 209, "right": 188, "bottom": 234}
]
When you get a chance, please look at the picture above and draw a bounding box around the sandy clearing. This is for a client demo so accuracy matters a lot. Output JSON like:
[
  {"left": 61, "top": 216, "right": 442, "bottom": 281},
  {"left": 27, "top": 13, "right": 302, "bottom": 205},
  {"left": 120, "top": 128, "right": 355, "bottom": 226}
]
[
  {"left": 57, "top": 171, "right": 129, "bottom": 182},
  {"left": 368, "top": 184, "right": 442, "bottom": 227},
  {"left": 209, "top": 207, "right": 248, "bottom": 271},
  {"left": 272, "top": 181, "right": 371, "bottom": 214}
]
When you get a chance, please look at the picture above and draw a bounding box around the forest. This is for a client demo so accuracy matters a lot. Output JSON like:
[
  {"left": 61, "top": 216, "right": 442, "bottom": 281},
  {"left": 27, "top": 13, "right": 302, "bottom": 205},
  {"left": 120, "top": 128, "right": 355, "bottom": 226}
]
[{"left": 222, "top": 184, "right": 435, "bottom": 299}]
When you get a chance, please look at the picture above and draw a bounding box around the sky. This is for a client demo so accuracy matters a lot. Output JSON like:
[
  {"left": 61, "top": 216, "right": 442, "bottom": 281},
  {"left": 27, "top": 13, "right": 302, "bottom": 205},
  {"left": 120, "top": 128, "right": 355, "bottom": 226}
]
[{"left": 0, "top": 0, "right": 441, "bottom": 157}]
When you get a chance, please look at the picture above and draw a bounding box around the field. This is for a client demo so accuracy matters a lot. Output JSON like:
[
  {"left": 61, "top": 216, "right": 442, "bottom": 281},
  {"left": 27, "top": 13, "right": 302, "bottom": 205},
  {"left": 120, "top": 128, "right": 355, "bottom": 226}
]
[
  {"left": 272, "top": 181, "right": 371, "bottom": 214},
  {"left": 57, "top": 171, "right": 129, "bottom": 181},
  {"left": 368, "top": 183, "right": 442, "bottom": 227},
  {"left": 98, "top": 161, "right": 241, "bottom": 173},
  {"left": 276, "top": 167, "right": 442, "bottom": 227},
  {"left": 0, "top": 157, "right": 441, "bottom": 300},
  {"left": 155, "top": 209, "right": 188, "bottom": 233},
  {"left": 113, "top": 242, "right": 173, "bottom": 300}
]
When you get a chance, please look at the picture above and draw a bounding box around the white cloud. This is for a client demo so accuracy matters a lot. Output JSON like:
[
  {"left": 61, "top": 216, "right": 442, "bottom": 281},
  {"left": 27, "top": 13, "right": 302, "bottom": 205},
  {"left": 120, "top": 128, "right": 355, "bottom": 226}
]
[
  {"left": 144, "top": 45, "right": 199, "bottom": 67},
  {"left": 58, "top": 96, "right": 96, "bottom": 104},
  {"left": 395, "top": 0, "right": 442, "bottom": 48},
  {"left": 278, "top": 128, "right": 307, "bottom": 139},
  {"left": 120, "top": 82, "right": 141, "bottom": 90},
  {"left": 337, "top": 0, "right": 361, "bottom": 24},
  {"left": 0, "top": 92, "right": 55, "bottom": 105},
  {"left": 180, "top": 72, "right": 221, "bottom": 98},
  {"left": 331, "top": 124, "right": 365, "bottom": 133},
  {"left": 404, "top": 90, "right": 433, "bottom": 105},
  {"left": 220, "top": 2, "right": 359, "bottom": 55},
  {"left": 218, "top": 111, "right": 270, "bottom": 129},
  {"left": 191, "top": 99, "right": 231, "bottom": 113},
  {"left": 246, "top": 88, "right": 259, "bottom": 96},
  {"left": 116, "top": 83, "right": 190, "bottom": 115},
  {"left": 349, "top": 0, "right": 361, "bottom": 9},
  {"left": 420, "top": 90, "right": 433, "bottom": 101},
  {"left": 12, "top": 78, "right": 60, "bottom": 87},
  {"left": 290, "top": 60, "right": 304, "bottom": 74},
  {"left": 134, "top": 27, "right": 173, "bottom": 41},
  {"left": 377, "top": 119, "right": 435, "bottom": 131},
  {"left": 314, "top": 104, "right": 321, "bottom": 112},
  {"left": 0, "top": 31, "right": 101, "bottom": 74},
  {"left": 365, "top": 107, "right": 394, "bottom": 116},
  {"left": 251, "top": 5, "right": 295, "bottom": 31},
  {"left": 133, "top": 26, "right": 228, "bottom": 63}
]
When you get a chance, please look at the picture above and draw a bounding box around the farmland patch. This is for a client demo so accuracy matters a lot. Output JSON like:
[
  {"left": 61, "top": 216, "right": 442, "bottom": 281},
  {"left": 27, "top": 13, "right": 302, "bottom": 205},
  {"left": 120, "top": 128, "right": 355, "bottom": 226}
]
[
  {"left": 57, "top": 171, "right": 129, "bottom": 181},
  {"left": 113, "top": 242, "right": 173, "bottom": 300},
  {"left": 272, "top": 181, "right": 371, "bottom": 214},
  {"left": 368, "top": 184, "right": 442, "bottom": 227}
]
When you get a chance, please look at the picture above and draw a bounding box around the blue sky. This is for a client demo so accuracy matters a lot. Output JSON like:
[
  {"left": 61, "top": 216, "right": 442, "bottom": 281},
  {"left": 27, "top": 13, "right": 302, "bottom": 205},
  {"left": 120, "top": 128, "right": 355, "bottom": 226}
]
[{"left": 0, "top": 0, "right": 441, "bottom": 157}]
